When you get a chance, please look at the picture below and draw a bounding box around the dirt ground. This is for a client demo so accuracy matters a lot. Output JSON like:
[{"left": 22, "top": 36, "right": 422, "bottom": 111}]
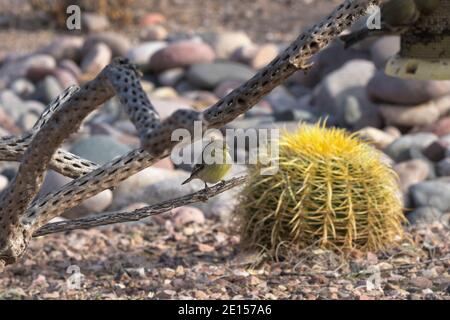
[{"left": 0, "top": 215, "right": 449, "bottom": 300}]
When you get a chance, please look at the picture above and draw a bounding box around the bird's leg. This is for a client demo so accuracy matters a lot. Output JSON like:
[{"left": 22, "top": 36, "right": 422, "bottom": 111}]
[{"left": 197, "top": 183, "right": 210, "bottom": 202}]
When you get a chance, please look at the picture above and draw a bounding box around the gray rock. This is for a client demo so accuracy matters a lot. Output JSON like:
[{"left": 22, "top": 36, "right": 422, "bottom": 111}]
[
  {"left": 385, "top": 133, "right": 438, "bottom": 162},
  {"left": 265, "top": 86, "right": 298, "bottom": 113},
  {"left": 274, "top": 109, "right": 316, "bottom": 122},
  {"left": 151, "top": 98, "right": 194, "bottom": 120},
  {"left": 370, "top": 36, "right": 400, "bottom": 69},
  {"left": 214, "top": 79, "right": 244, "bottom": 98},
  {"left": 158, "top": 68, "right": 185, "bottom": 87},
  {"left": 208, "top": 31, "right": 253, "bottom": 59},
  {"left": 52, "top": 68, "right": 78, "bottom": 88},
  {"left": 315, "top": 42, "right": 371, "bottom": 78},
  {"left": 0, "top": 174, "right": 8, "bottom": 193},
  {"left": 125, "top": 41, "right": 167, "bottom": 66},
  {"left": 407, "top": 206, "right": 443, "bottom": 224},
  {"left": 410, "top": 179, "right": 450, "bottom": 212},
  {"left": 149, "top": 40, "right": 215, "bottom": 72},
  {"left": 357, "top": 126, "right": 396, "bottom": 150},
  {"left": 81, "top": 13, "right": 110, "bottom": 33},
  {"left": 250, "top": 43, "right": 279, "bottom": 69},
  {"left": 40, "top": 170, "right": 113, "bottom": 219},
  {"left": 18, "top": 113, "right": 39, "bottom": 131},
  {"left": 83, "top": 32, "right": 131, "bottom": 57},
  {"left": 9, "top": 78, "right": 35, "bottom": 98},
  {"left": 25, "top": 100, "right": 46, "bottom": 115},
  {"left": 423, "top": 140, "right": 449, "bottom": 162},
  {"left": 69, "top": 135, "right": 132, "bottom": 165},
  {"left": 394, "top": 159, "right": 430, "bottom": 194},
  {"left": 59, "top": 59, "right": 82, "bottom": 80},
  {"left": 37, "top": 36, "right": 83, "bottom": 61},
  {"left": 80, "top": 43, "right": 112, "bottom": 75},
  {"left": 312, "top": 59, "right": 381, "bottom": 129},
  {"left": 244, "top": 101, "right": 273, "bottom": 118},
  {"left": 0, "top": 54, "right": 56, "bottom": 88},
  {"left": 368, "top": 70, "right": 450, "bottom": 105},
  {"left": 187, "top": 61, "right": 255, "bottom": 90},
  {"left": 139, "top": 25, "right": 169, "bottom": 41},
  {"left": 0, "top": 89, "right": 28, "bottom": 120},
  {"left": 0, "top": 164, "right": 18, "bottom": 181},
  {"left": 34, "top": 76, "right": 63, "bottom": 104},
  {"left": 379, "top": 98, "right": 448, "bottom": 128},
  {"left": 171, "top": 206, "right": 205, "bottom": 226},
  {"left": 437, "top": 158, "right": 450, "bottom": 177}
]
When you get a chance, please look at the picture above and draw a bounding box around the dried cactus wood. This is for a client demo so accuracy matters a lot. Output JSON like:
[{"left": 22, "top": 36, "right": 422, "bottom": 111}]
[{"left": 0, "top": 0, "right": 380, "bottom": 268}]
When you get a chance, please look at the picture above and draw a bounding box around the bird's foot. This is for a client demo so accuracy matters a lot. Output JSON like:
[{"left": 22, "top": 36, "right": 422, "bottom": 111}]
[{"left": 198, "top": 183, "right": 210, "bottom": 202}]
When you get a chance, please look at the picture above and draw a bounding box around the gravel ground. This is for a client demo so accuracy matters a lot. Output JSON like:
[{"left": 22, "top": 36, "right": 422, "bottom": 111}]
[
  {"left": 0, "top": 0, "right": 338, "bottom": 53},
  {"left": 0, "top": 214, "right": 449, "bottom": 300}
]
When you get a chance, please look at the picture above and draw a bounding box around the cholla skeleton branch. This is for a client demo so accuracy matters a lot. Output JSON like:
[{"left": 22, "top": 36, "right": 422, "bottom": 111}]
[{"left": 0, "top": 0, "right": 380, "bottom": 267}]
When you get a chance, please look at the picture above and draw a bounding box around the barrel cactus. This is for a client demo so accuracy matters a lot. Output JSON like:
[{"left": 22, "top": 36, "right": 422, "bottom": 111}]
[{"left": 236, "top": 123, "right": 405, "bottom": 253}]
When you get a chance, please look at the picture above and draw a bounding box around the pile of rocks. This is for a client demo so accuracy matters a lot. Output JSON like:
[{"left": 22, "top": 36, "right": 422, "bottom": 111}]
[{"left": 0, "top": 23, "right": 449, "bottom": 226}]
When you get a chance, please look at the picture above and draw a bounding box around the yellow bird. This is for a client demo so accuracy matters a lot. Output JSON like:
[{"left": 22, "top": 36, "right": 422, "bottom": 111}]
[{"left": 181, "top": 139, "right": 233, "bottom": 189}]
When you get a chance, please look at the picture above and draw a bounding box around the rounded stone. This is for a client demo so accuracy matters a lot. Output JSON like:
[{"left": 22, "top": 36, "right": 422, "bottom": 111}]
[
  {"left": 80, "top": 43, "right": 112, "bottom": 76},
  {"left": 59, "top": 59, "right": 82, "bottom": 80},
  {"left": 410, "top": 179, "right": 450, "bottom": 212},
  {"left": 437, "top": 158, "right": 450, "bottom": 177},
  {"left": 37, "top": 36, "right": 83, "bottom": 61},
  {"left": 427, "top": 116, "right": 450, "bottom": 137},
  {"left": 52, "top": 68, "right": 78, "bottom": 88},
  {"left": 149, "top": 40, "right": 215, "bottom": 72},
  {"left": 125, "top": 41, "right": 167, "bottom": 66},
  {"left": 312, "top": 59, "right": 381, "bottom": 129},
  {"left": 407, "top": 206, "right": 443, "bottom": 225},
  {"left": 0, "top": 174, "right": 8, "bottom": 192},
  {"left": 9, "top": 78, "right": 35, "bottom": 98},
  {"left": 140, "top": 25, "right": 169, "bottom": 41},
  {"left": 394, "top": 159, "right": 430, "bottom": 193},
  {"left": 370, "top": 36, "right": 400, "bottom": 69},
  {"left": 171, "top": 206, "right": 205, "bottom": 226},
  {"left": 357, "top": 126, "right": 395, "bottom": 150},
  {"left": 81, "top": 13, "right": 110, "bottom": 33},
  {"left": 69, "top": 135, "right": 132, "bottom": 165},
  {"left": 34, "top": 76, "right": 63, "bottom": 104},
  {"left": 39, "top": 170, "right": 113, "bottom": 219},
  {"left": 209, "top": 31, "right": 253, "bottom": 59},
  {"left": 83, "top": 32, "right": 132, "bottom": 57},
  {"left": 158, "top": 68, "right": 185, "bottom": 87},
  {"left": 368, "top": 70, "right": 450, "bottom": 105},
  {"left": 250, "top": 43, "right": 279, "bottom": 69},
  {"left": 186, "top": 61, "right": 255, "bottom": 90},
  {"left": 385, "top": 133, "right": 438, "bottom": 162},
  {"left": 151, "top": 98, "right": 194, "bottom": 120}
]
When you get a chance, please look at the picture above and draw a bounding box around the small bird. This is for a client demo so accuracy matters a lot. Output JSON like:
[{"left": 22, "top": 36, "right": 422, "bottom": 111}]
[
  {"left": 181, "top": 139, "right": 232, "bottom": 190},
  {"left": 340, "top": 0, "right": 438, "bottom": 48}
]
